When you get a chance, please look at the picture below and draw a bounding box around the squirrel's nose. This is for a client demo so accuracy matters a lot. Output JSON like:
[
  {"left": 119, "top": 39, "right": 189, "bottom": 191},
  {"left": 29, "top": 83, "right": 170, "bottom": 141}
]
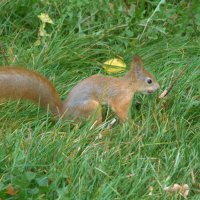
[{"left": 151, "top": 83, "right": 160, "bottom": 93}]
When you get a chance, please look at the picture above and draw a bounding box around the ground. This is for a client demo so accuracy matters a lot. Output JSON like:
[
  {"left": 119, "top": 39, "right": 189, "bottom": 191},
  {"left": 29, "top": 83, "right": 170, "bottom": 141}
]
[{"left": 0, "top": 1, "right": 200, "bottom": 199}]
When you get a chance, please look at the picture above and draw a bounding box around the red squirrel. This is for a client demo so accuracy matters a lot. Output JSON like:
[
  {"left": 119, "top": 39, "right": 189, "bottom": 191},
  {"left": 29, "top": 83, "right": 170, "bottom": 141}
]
[{"left": 0, "top": 56, "right": 160, "bottom": 123}]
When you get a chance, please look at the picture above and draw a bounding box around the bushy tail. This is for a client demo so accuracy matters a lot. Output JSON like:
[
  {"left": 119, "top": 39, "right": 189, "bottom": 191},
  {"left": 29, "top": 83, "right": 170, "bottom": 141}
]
[{"left": 0, "top": 67, "right": 63, "bottom": 117}]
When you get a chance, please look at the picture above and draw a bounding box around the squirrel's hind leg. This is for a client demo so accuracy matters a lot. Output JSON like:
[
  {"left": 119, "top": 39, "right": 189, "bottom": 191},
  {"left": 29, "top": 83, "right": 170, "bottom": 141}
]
[{"left": 78, "top": 100, "right": 102, "bottom": 124}]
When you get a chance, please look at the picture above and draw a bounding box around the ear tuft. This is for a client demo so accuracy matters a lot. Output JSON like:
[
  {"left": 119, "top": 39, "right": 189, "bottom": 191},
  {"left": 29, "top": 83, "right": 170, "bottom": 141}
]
[{"left": 132, "top": 55, "right": 143, "bottom": 64}]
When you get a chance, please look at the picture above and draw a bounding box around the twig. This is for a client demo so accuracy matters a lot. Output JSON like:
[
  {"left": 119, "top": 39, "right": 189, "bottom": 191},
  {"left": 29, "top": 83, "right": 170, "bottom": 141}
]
[
  {"left": 0, "top": 43, "right": 9, "bottom": 65},
  {"left": 159, "top": 64, "right": 188, "bottom": 99}
]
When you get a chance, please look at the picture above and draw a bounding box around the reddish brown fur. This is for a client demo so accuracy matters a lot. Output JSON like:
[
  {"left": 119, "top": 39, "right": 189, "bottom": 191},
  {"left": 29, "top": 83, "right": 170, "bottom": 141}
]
[
  {"left": 0, "top": 67, "right": 62, "bottom": 116},
  {"left": 133, "top": 55, "right": 143, "bottom": 65},
  {"left": 0, "top": 56, "right": 160, "bottom": 123}
]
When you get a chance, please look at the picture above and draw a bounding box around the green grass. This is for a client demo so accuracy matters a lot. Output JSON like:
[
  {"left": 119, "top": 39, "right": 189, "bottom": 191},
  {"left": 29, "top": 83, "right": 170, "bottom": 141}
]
[{"left": 0, "top": 1, "right": 200, "bottom": 199}]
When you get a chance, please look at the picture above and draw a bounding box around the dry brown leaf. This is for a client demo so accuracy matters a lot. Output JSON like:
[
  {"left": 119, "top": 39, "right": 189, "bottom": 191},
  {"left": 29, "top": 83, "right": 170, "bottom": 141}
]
[
  {"left": 181, "top": 184, "right": 190, "bottom": 198},
  {"left": 148, "top": 186, "right": 154, "bottom": 196},
  {"left": 6, "top": 185, "right": 17, "bottom": 196},
  {"left": 164, "top": 183, "right": 189, "bottom": 198}
]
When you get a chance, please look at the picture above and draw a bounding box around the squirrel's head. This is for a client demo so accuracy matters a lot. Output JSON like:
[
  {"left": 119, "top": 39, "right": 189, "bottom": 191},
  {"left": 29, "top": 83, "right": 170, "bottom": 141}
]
[{"left": 131, "top": 55, "right": 160, "bottom": 94}]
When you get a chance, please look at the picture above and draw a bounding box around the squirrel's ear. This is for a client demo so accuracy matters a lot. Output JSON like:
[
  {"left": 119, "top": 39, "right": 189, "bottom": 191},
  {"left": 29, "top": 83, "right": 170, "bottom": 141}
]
[
  {"left": 132, "top": 55, "right": 143, "bottom": 65},
  {"left": 131, "top": 55, "right": 144, "bottom": 77}
]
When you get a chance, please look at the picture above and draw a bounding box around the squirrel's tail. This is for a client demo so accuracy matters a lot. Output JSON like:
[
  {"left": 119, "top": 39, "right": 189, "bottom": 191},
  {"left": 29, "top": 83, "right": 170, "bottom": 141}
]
[{"left": 0, "top": 67, "right": 63, "bottom": 117}]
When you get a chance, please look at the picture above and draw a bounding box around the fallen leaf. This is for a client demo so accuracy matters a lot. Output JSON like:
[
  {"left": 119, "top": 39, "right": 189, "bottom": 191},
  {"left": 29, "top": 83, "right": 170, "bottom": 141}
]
[
  {"left": 181, "top": 184, "right": 189, "bottom": 198},
  {"left": 38, "top": 24, "right": 49, "bottom": 37},
  {"left": 38, "top": 13, "right": 54, "bottom": 24},
  {"left": 6, "top": 185, "right": 17, "bottom": 196},
  {"left": 164, "top": 183, "right": 189, "bottom": 198},
  {"left": 103, "top": 58, "right": 126, "bottom": 74},
  {"left": 148, "top": 186, "right": 154, "bottom": 196}
]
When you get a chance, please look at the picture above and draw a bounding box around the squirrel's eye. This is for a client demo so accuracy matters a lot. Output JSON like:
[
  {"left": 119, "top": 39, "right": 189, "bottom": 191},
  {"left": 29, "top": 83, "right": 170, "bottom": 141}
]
[{"left": 147, "top": 78, "right": 152, "bottom": 84}]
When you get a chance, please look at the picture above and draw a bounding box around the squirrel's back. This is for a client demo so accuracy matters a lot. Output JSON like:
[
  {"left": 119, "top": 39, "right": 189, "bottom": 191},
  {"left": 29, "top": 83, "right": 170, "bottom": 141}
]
[{"left": 0, "top": 67, "right": 62, "bottom": 116}]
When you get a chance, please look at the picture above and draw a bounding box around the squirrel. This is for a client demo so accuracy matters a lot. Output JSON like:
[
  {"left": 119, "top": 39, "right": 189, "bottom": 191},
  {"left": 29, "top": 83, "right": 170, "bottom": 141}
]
[{"left": 0, "top": 55, "right": 160, "bottom": 124}]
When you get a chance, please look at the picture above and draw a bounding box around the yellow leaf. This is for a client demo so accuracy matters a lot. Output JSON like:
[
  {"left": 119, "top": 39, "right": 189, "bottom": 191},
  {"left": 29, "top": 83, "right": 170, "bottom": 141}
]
[
  {"left": 38, "top": 13, "right": 54, "bottom": 24},
  {"left": 102, "top": 58, "right": 126, "bottom": 74},
  {"left": 38, "top": 24, "right": 48, "bottom": 37}
]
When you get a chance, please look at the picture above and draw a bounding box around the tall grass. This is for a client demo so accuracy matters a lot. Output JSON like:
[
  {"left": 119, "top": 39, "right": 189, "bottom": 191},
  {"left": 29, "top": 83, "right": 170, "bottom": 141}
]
[{"left": 0, "top": 0, "right": 200, "bottom": 199}]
